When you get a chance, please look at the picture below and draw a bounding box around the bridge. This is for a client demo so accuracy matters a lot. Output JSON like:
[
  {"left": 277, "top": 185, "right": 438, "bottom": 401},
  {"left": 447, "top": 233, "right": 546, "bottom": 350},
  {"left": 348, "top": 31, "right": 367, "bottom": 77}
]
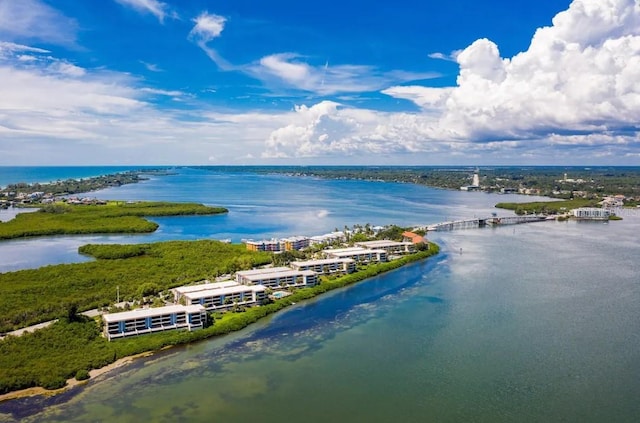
[{"left": 418, "top": 215, "right": 549, "bottom": 232}]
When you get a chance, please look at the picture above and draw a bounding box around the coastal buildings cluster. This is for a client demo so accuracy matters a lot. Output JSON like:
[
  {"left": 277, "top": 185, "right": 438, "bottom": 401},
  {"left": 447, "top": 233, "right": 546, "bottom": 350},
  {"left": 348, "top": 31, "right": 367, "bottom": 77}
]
[{"left": 102, "top": 237, "right": 422, "bottom": 341}]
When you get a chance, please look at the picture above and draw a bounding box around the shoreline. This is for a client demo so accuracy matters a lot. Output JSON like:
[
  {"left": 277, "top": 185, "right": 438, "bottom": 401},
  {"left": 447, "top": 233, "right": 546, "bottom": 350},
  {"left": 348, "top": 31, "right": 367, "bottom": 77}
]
[
  {"left": 0, "top": 351, "right": 153, "bottom": 403},
  {"left": 0, "top": 246, "right": 439, "bottom": 403}
]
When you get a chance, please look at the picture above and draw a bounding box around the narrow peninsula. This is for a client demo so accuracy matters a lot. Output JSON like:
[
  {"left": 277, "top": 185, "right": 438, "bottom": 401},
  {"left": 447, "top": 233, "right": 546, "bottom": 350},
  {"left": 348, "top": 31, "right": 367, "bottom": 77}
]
[{"left": 0, "top": 220, "right": 439, "bottom": 398}]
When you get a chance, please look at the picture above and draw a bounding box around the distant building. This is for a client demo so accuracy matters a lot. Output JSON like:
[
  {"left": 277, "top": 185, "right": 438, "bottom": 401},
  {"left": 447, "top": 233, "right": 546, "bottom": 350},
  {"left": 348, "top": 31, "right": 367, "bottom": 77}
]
[
  {"left": 290, "top": 258, "right": 356, "bottom": 275},
  {"left": 244, "top": 236, "right": 311, "bottom": 252},
  {"left": 244, "top": 239, "right": 282, "bottom": 252},
  {"left": 500, "top": 188, "right": 518, "bottom": 194},
  {"left": 572, "top": 207, "right": 611, "bottom": 220},
  {"left": 600, "top": 196, "right": 624, "bottom": 208},
  {"left": 281, "top": 236, "right": 311, "bottom": 251},
  {"left": 309, "top": 231, "right": 346, "bottom": 245},
  {"left": 461, "top": 168, "right": 481, "bottom": 191},
  {"left": 103, "top": 305, "right": 206, "bottom": 341}
]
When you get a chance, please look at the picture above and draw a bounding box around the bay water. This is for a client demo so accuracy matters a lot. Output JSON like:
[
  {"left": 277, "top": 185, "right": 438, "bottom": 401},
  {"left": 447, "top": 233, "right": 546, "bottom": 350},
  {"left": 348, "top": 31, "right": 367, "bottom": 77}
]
[{"left": 0, "top": 167, "right": 638, "bottom": 422}]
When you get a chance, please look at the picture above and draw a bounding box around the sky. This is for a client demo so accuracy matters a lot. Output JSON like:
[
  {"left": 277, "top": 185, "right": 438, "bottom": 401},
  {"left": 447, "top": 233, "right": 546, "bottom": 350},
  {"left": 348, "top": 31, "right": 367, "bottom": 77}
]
[{"left": 0, "top": 0, "right": 639, "bottom": 166}]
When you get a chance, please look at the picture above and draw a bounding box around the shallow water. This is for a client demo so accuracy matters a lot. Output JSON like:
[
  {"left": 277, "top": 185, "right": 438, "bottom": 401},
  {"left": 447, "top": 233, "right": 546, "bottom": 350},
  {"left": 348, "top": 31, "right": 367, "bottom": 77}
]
[{"left": 0, "top": 169, "right": 638, "bottom": 422}]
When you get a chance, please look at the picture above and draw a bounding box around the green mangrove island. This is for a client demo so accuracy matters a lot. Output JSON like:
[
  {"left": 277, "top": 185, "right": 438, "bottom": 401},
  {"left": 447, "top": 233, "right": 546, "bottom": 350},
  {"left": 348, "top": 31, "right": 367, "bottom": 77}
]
[
  {"left": 0, "top": 201, "right": 227, "bottom": 240},
  {"left": 494, "top": 198, "right": 599, "bottom": 215},
  {"left": 0, "top": 237, "right": 439, "bottom": 396}
]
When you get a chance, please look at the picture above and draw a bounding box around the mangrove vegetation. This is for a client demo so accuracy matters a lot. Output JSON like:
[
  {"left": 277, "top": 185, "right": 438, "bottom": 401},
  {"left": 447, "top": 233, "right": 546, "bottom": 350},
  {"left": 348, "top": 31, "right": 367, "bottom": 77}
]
[
  {"left": 0, "top": 244, "right": 439, "bottom": 395},
  {"left": 0, "top": 240, "right": 270, "bottom": 332},
  {"left": 0, "top": 201, "right": 227, "bottom": 240},
  {"left": 494, "top": 198, "right": 599, "bottom": 215}
]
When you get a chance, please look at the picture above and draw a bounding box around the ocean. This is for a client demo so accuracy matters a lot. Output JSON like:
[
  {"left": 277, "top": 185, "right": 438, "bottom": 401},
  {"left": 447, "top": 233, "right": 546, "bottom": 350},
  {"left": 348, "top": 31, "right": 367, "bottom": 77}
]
[{"left": 0, "top": 167, "right": 638, "bottom": 422}]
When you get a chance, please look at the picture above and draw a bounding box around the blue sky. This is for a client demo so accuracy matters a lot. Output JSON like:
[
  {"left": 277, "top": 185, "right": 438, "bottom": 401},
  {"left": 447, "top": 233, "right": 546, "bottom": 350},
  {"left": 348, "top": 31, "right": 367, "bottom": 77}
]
[{"left": 0, "top": 0, "right": 639, "bottom": 165}]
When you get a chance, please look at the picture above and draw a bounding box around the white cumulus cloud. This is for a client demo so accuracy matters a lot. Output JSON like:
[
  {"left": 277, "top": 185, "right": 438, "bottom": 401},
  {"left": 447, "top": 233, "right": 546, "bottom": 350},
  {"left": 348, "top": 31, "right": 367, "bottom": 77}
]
[
  {"left": 189, "top": 12, "right": 227, "bottom": 43},
  {"left": 263, "top": 101, "right": 441, "bottom": 158},
  {"left": 265, "top": 0, "right": 640, "bottom": 160}
]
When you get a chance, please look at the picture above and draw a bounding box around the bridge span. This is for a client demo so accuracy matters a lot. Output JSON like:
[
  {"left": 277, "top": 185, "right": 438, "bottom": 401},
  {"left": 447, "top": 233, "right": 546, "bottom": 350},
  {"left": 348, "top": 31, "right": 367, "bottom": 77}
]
[{"left": 418, "top": 215, "right": 549, "bottom": 232}]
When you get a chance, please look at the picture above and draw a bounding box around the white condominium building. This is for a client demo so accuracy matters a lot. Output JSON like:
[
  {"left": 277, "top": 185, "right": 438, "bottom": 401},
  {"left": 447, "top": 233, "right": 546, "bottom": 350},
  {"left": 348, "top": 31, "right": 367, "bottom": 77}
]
[
  {"left": 179, "top": 284, "right": 267, "bottom": 311},
  {"left": 236, "top": 268, "right": 318, "bottom": 288},
  {"left": 354, "top": 240, "right": 415, "bottom": 254},
  {"left": 103, "top": 304, "right": 206, "bottom": 341},
  {"left": 234, "top": 266, "right": 292, "bottom": 284},
  {"left": 572, "top": 207, "right": 611, "bottom": 220},
  {"left": 172, "top": 280, "right": 239, "bottom": 302},
  {"left": 290, "top": 258, "right": 355, "bottom": 275},
  {"left": 323, "top": 247, "right": 387, "bottom": 263}
]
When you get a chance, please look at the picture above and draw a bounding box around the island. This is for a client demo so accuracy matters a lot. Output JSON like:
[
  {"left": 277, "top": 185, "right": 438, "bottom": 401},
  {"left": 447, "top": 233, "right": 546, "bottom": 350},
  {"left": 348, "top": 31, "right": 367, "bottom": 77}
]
[
  {"left": 0, "top": 201, "right": 228, "bottom": 240},
  {"left": 0, "top": 219, "right": 439, "bottom": 398}
]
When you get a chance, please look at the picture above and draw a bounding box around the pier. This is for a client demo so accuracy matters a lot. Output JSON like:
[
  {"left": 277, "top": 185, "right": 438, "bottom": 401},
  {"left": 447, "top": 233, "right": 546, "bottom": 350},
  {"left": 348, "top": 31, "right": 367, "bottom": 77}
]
[{"left": 419, "top": 215, "right": 548, "bottom": 232}]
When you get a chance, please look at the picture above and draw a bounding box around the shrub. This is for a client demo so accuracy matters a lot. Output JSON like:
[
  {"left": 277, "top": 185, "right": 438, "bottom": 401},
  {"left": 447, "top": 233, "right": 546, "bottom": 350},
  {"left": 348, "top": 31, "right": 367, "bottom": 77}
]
[
  {"left": 75, "top": 369, "right": 90, "bottom": 381},
  {"left": 39, "top": 374, "right": 67, "bottom": 390}
]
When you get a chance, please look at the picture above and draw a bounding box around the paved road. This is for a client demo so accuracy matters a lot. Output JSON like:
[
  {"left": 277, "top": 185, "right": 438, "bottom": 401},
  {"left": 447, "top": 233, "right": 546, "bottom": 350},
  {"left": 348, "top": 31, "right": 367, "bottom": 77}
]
[{"left": 0, "top": 308, "right": 102, "bottom": 340}]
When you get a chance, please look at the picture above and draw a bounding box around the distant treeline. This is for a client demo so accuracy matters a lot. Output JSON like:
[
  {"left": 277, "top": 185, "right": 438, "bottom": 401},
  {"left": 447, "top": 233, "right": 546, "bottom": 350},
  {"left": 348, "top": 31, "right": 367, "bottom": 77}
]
[{"left": 213, "top": 166, "right": 640, "bottom": 199}]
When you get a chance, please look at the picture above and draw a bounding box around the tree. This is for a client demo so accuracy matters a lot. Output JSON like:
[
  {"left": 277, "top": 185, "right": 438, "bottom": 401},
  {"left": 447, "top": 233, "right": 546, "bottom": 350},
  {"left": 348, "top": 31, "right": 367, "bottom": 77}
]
[
  {"left": 64, "top": 303, "right": 80, "bottom": 322},
  {"left": 415, "top": 242, "right": 429, "bottom": 251},
  {"left": 138, "top": 282, "right": 160, "bottom": 297}
]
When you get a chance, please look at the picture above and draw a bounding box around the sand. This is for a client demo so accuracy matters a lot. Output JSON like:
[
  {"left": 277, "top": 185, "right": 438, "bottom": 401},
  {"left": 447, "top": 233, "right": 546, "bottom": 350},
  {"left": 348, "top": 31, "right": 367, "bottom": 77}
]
[{"left": 0, "top": 351, "right": 154, "bottom": 403}]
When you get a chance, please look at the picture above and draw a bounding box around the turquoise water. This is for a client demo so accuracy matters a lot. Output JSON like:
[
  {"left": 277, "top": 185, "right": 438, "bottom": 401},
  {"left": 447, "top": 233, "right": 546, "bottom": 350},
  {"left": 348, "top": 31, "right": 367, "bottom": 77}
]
[
  {"left": 0, "top": 168, "right": 639, "bottom": 422},
  {"left": 0, "top": 167, "right": 550, "bottom": 272}
]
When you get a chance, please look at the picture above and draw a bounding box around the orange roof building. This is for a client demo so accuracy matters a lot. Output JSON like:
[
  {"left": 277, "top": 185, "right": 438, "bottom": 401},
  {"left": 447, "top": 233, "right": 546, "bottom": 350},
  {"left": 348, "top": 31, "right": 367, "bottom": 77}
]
[{"left": 402, "top": 231, "right": 425, "bottom": 244}]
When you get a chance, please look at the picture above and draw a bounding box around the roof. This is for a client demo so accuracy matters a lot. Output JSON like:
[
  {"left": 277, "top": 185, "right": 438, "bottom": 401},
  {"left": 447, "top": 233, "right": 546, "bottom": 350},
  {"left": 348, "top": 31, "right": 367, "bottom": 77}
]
[
  {"left": 291, "top": 258, "right": 355, "bottom": 267},
  {"left": 173, "top": 280, "right": 238, "bottom": 294},
  {"left": 281, "top": 236, "right": 310, "bottom": 242},
  {"left": 402, "top": 231, "right": 425, "bottom": 244},
  {"left": 236, "top": 266, "right": 292, "bottom": 277},
  {"left": 325, "top": 247, "right": 386, "bottom": 257},
  {"left": 240, "top": 269, "right": 317, "bottom": 281},
  {"left": 355, "top": 240, "right": 413, "bottom": 248},
  {"left": 182, "top": 284, "right": 266, "bottom": 299},
  {"left": 103, "top": 304, "right": 205, "bottom": 322}
]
